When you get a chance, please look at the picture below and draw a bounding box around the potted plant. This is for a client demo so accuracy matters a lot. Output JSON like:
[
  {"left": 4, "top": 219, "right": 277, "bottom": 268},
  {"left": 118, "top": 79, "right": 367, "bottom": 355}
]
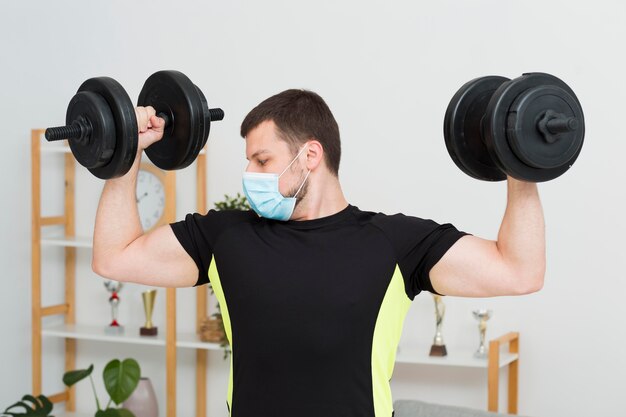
[
  {"left": 2, "top": 359, "right": 140, "bottom": 417},
  {"left": 198, "top": 193, "right": 250, "bottom": 359},
  {"left": 62, "top": 358, "right": 141, "bottom": 417},
  {"left": 3, "top": 394, "right": 54, "bottom": 417}
]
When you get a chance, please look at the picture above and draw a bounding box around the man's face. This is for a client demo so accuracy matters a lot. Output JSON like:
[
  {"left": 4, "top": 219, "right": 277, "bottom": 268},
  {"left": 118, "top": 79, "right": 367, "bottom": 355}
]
[{"left": 245, "top": 120, "right": 309, "bottom": 199}]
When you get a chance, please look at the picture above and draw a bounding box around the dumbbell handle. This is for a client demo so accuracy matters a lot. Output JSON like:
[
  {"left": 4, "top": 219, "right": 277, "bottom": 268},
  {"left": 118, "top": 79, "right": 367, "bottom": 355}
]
[
  {"left": 157, "top": 108, "right": 224, "bottom": 128},
  {"left": 46, "top": 107, "right": 225, "bottom": 142}
]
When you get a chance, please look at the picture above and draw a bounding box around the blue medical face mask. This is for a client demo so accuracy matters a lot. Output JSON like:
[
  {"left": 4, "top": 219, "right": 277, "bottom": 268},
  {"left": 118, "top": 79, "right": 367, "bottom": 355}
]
[{"left": 242, "top": 146, "right": 311, "bottom": 221}]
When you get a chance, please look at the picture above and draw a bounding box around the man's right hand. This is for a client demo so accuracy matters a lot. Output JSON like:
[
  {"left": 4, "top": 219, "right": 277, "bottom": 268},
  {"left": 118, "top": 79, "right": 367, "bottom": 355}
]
[{"left": 135, "top": 106, "right": 166, "bottom": 151}]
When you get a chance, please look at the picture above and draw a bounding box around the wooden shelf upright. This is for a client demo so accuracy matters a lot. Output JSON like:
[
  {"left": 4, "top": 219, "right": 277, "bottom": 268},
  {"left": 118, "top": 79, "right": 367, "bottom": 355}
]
[{"left": 31, "top": 129, "right": 77, "bottom": 407}]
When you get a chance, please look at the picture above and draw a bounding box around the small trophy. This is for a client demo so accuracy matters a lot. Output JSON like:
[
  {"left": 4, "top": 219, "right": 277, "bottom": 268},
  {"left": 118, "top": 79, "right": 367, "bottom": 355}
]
[
  {"left": 429, "top": 294, "right": 448, "bottom": 357},
  {"left": 472, "top": 309, "right": 493, "bottom": 358},
  {"left": 140, "top": 289, "right": 158, "bottom": 336},
  {"left": 104, "top": 280, "right": 124, "bottom": 334}
]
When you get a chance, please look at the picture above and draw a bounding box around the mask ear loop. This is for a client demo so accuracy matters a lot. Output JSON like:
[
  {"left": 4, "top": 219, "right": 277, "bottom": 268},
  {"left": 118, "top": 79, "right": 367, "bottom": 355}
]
[
  {"left": 279, "top": 145, "right": 309, "bottom": 177},
  {"left": 293, "top": 169, "right": 311, "bottom": 198}
]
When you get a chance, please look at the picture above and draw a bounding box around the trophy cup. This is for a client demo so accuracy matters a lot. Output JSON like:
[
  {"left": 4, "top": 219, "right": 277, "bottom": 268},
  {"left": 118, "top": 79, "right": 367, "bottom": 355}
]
[
  {"left": 472, "top": 309, "right": 493, "bottom": 358},
  {"left": 104, "top": 280, "right": 124, "bottom": 334},
  {"left": 140, "top": 289, "right": 158, "bottom": 336},
  {"left": 429, "top": 294, "right": 448, "bottom": 356}
]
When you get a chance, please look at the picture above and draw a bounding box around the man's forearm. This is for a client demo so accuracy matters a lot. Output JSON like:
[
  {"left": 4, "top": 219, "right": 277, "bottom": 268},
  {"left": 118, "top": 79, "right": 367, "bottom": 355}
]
[
  {"left": 496, "top": 177, "right": 546, "bottom": 292},
  {"left": 92, "top": 150, "right": 144, "bottom": 272}
]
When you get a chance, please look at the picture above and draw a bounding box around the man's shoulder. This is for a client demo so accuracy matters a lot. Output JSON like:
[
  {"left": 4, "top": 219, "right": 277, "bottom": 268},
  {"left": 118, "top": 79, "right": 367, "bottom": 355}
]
[
  {"left": 352, "top": 206, "right": 429, "bottom": 228},
  {"left": 175, "top": 209, "right": 258, "bottom": 234},
  {"left": 204, "top": 209, "right": 259, "bottom": 229},
  {"left": 207, "top": 208, "right": 258, "bottom": 220},
  {"left": 352, "top": 207, "right": 445, "bottom": 248}
]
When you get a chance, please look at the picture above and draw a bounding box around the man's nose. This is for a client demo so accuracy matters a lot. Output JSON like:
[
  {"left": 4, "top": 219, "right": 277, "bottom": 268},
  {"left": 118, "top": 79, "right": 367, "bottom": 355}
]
[{"left": 245, "top": 162, "right": 259, "bottom": 173}]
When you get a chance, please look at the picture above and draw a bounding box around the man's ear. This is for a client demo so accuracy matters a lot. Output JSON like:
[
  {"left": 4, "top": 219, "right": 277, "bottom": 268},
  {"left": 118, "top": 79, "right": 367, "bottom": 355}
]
[{"left": 305, "top": 140, "right": 324, "bottom": 171}]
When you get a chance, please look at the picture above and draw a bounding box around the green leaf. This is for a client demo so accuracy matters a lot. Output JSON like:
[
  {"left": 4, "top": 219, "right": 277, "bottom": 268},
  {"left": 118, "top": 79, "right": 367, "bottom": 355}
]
[
  {"left": 63, "top": 364, "right": 94, "bottom": 387},
  {"left": 116, "top": 408, "right": 136, "bottom": 417},
  {"left": 3, "top": 394, "right": 54, "bottom": 417},
  {"left": 95, "top": 409, "right": 119, "bottom": 417},
  {"left": 103, "top": 359, "right": 141, "bottom": 405},
  {"left": 36, "top": 395, "right": 53, "bottom": 416},
  {"left": 214, "top": 193, "right": 250, "bottom": 211},
  {"left": 3, "top": 400, "right": 34, "bottom": 416}
]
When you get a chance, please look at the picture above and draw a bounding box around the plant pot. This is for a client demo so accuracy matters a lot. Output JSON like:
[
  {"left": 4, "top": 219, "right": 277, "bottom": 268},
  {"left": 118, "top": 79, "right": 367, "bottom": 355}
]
[
  {"left": 199, "top": 316, "right": 226, "bottom": 343},
  {"left": 122, "top": 377, "right": 158, "bottom": 417}
]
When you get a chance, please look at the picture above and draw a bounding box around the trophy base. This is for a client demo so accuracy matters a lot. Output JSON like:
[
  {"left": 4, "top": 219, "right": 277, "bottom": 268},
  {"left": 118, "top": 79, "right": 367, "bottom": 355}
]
[
  {"left": 140, "top": 326, "right": 158, "bottom": 336},
  {"left": 474, "top": 343, "right": 489, "bottom": 358},
  {"left": 474, "top": 349, "right": 488, "bottom": 359},
  {"left": 429, "top": 344, "right": 448, "bottom": 357},
  {"left": 105, "top": 325, "right": 124, "bottom": 335}
]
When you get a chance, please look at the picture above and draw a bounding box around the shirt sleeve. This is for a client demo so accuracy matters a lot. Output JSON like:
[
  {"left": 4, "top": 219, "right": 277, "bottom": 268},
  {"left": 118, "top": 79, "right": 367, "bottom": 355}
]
[
  {"left": 373, "top": 213, "right": 469, "bottom": 299},
  {"left": 169, "top": 209, "right": 256, "bottom": 287}
]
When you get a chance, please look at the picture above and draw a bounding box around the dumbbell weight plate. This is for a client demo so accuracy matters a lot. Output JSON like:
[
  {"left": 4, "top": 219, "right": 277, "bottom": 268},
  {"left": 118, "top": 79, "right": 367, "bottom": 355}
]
[
  {"left": 484, "top": 72, "right": 585, "bottom": 182},
  {"left": 195, "top": 85, "right": 212, "bottom": 154},
  {"left": 138, "top": 70, "right": 207, "bottom": 170},
  {"left": 65, "top": 91, "right": 116, "bottom": 170},
  {"left": 182, "top": 84, "right": 210, "bottom": 166},
  {"left": 508, "top": 85, "right": 584, "bottom": 170},
  {"left": 444, "top": 76, "right": 510, "bottom": 181},
  {"left": 77, "top": 77, "right": 138, "bottom": 179}
]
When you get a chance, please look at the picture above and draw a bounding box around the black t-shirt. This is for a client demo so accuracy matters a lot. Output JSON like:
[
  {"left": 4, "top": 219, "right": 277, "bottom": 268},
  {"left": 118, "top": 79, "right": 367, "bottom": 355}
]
[{"left": 170, "top": 204, "right": 467, "bottom": 417}]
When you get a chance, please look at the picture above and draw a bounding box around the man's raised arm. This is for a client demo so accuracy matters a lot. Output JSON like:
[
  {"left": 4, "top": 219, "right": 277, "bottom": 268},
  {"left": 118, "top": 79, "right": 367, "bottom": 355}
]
[
  {"left": 91, "top": 107, "right": 198, "bottom": 288},
  {"left": 430, "top": 177, "right": 546, "bottom": 297}
]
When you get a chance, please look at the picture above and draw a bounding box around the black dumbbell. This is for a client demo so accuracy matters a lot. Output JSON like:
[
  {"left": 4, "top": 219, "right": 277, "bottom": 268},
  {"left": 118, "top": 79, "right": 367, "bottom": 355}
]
[
  {"left": 443, "top": 72, "right": 585, "bottom": 182},
  {"left": 137, "top": 70, "right": 224, "bottom": 171},
  {"left": 45, "top": 71, "right": 224, "bottom": 179}
]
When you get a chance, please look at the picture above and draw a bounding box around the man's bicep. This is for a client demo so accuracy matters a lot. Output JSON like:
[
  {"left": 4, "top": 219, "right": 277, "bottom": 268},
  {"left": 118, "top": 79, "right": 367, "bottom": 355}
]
[
  {"left": 108, "top": 225, "right": 200, "bottom": 288},
  {"left": 429, "top": 235, "right": 518, "bottom": 297}
]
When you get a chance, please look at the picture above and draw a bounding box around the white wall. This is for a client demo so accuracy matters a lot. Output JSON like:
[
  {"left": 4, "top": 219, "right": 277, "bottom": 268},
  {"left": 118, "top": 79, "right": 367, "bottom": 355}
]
[{"left": 1, "top": 0, "right": 625, "bottom": 416}]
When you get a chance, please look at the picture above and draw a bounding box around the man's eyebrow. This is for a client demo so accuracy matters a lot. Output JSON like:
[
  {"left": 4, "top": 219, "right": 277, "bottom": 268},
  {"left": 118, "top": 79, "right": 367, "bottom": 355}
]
[{"left": 247, "top": 149, "right": 270, "bottom": 161}]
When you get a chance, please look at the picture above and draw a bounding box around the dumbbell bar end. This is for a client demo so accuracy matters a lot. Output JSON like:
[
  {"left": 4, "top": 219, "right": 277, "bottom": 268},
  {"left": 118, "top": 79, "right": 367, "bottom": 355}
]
[
  {"left": 45, "top": 120, "right": 91, "bottom": 143},
  {"left": 209, "top": 108, "right": 224, "bottom": 122},
  {"left": 537, "top": 110, "right": 579, "bottom": 144}
]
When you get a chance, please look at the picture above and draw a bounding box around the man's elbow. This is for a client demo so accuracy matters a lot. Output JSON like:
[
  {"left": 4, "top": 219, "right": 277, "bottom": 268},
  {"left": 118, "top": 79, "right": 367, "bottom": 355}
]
[
  {"left": 92, "top": 256, "right": 111, "bottom": 278},
  {"left": 513, "top": 268, "right": 545, "bottom": 295},
  {"left": 520, "top": 274, "right": 544, "bottom": 294},
  {"left": 92, "top": 255, "right": 127, "bottom": 282}
]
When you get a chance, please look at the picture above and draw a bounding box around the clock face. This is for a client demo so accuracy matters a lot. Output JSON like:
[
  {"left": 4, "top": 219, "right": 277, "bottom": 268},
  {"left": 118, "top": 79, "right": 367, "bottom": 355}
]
[{"left": 137, "top": 169, "right": 166, "bottom": 231}]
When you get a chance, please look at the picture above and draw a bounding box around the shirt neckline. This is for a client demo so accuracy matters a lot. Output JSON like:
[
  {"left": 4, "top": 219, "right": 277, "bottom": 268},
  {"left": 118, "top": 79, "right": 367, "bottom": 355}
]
[{"left": 275, "top": 204, "right": 356, "bottom": 229}]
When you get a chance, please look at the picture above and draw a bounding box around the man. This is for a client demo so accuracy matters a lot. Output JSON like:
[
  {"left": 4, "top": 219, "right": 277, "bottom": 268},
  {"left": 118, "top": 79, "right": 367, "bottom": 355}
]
[{"left": 92, "top": 89, "right": 545, "bottom": 417}]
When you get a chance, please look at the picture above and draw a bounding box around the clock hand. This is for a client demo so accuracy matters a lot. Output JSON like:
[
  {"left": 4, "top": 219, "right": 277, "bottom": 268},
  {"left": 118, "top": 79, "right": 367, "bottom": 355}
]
[{"left": 136, "top": 192, "right": 149, "bottom": 203}]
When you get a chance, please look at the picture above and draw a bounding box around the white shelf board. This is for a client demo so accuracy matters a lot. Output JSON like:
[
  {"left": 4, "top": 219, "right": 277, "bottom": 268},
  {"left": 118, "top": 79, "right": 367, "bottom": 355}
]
[
  {"left": 42, "top": 323, "right": 225, "bottom": 351},
  {"left": 41, "top": 234, "right": 93, "bottom": 248},
  {"left": 42, "top": 324, "right": 514, "bottom": 367},
  {"left": 395, "top": 347, "right": 517, "bottom": 369}
]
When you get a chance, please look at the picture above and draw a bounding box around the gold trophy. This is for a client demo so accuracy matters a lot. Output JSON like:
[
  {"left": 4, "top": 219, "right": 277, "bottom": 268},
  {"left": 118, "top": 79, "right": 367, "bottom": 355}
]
[
  {"left": 429, "top": 294, "right": 448, "bottom": 356},
  {"left": 140, "top": 289, "right": 158, "bottom": 336}
]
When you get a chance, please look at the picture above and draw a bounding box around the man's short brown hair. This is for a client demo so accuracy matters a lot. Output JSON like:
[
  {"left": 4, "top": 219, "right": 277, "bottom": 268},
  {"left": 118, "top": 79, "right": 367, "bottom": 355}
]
[{"left": 240, "top": 89, "right": 341, "bottom": 176}]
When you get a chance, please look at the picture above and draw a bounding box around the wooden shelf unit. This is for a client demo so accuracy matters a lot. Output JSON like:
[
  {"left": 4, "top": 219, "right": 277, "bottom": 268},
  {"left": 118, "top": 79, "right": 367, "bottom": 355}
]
[
  {"left": 397, "top": 332, "right": 520, "bottom": 415},
  {"left": 31, "top": 129, "right": 212, "bottom": 417},
  {"left": 488, "top": 332, "right": 519, "bottom": 414}
]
